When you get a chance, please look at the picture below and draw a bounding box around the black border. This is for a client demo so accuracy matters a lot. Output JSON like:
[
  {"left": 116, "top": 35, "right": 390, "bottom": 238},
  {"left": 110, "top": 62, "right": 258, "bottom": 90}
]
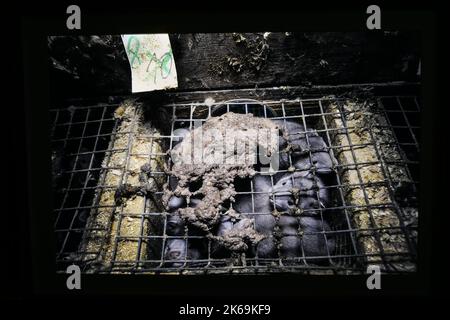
[{"left": 12, "top": 4, "right": 443, "bottom": 303}]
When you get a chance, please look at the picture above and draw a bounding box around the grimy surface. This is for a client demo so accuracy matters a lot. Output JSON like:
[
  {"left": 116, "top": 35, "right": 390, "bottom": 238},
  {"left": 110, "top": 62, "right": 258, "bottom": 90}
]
[
  {"left": 79, "top": 100, "right": 165, "bottom": 272},
  {"left": 165, "top": 112, "right": 277, "bottom": 251},
  {"left": 48, "top": 32, "right": 420, "bottom": 100}
]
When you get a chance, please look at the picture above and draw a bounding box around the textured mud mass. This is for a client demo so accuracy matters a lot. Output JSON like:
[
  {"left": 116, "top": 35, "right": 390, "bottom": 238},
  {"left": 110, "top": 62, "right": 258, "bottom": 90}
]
[{"left": 164, "top": 112, "right": 278, "bottom": 250}]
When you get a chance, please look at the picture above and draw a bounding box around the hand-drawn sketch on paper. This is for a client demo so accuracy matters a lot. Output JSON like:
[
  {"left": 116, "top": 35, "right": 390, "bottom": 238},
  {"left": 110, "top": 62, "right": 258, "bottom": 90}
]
[{"left": 121, "top": 34, "right": 178, "bottom": 93}]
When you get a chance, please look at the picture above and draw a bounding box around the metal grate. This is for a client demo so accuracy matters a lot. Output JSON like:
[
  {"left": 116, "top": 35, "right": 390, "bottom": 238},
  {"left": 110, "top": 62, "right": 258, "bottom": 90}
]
[
  {"left": 51, "top": 103, "right": 122, "bottom": 267},
  {"left": 50, "top": 89, "right": 419, "bottom": 274}
]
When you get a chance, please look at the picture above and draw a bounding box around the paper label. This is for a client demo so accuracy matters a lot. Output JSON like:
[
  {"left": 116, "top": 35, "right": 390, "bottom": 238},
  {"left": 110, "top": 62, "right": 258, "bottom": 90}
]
[{"left": 121, "top": 34, "right": 178, "bottom": 93}]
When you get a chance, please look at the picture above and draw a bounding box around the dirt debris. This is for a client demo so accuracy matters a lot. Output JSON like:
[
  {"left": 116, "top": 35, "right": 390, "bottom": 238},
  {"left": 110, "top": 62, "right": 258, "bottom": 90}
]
[
  {"left": 164, "top": 112, "right": 278, "bottom": 250},
  {"left": 79, "top": 100, "right": 165, "bottom": 272}
]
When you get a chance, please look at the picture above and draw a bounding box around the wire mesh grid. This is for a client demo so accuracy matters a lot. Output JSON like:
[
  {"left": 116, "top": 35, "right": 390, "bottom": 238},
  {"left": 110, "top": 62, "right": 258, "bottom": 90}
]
[{"left": 50, "top": 92, "right": 419, "bottom": 274}]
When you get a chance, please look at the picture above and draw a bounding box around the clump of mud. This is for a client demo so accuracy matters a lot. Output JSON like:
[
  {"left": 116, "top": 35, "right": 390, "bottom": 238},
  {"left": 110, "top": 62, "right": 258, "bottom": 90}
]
[
  {"left": 212, "top": 218, "right": 264, "bottom": 252},
  {"left": 163, "top": 112, "right": 278, "bottom": 251}
]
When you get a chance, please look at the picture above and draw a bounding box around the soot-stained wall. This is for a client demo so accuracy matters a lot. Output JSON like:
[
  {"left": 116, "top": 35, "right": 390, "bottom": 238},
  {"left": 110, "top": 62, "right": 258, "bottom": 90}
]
[{"left": 48, "top": 32, "right": 420, "bottom": 101}]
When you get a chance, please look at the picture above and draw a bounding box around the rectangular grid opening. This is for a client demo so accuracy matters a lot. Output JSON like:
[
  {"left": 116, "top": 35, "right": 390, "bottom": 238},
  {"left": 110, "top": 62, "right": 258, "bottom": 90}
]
[{"left": 50, "top": 89, "right": 419, "bottom": 275}]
